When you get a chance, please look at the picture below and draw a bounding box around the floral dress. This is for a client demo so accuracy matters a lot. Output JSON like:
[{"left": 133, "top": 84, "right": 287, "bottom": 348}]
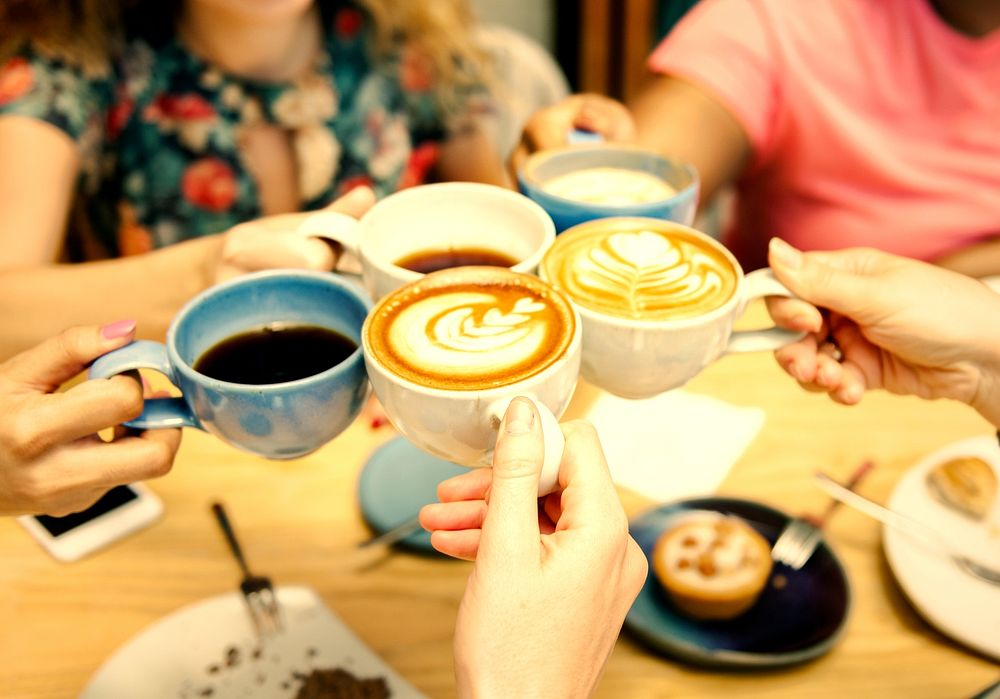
[{"left": 0, "top": 5, "right": 476, "bottom": 258}]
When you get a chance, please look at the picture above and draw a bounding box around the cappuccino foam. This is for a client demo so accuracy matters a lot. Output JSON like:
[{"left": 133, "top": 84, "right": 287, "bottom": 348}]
[
  {"left": 541, "top": 221, "right": 737, "bottom": 321},
  {"left": 542, "top": 167, "right": 676, "bottom": 205},
  {"left": 365, "top": 268, "right": 576, "bottom": 390}
]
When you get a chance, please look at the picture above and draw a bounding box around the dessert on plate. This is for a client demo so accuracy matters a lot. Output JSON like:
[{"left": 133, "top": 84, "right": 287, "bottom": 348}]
[
  {"left": 925, "top": 455, "right": 998, "bottom": 521},
  {"left": 652, "top": 513, "right": 773, "bottom": 620}
]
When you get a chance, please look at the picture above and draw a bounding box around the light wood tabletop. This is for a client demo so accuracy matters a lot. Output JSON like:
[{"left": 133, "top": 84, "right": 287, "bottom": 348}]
[{"left": 1, "top": 308, "right": 998, "bottom": 698}]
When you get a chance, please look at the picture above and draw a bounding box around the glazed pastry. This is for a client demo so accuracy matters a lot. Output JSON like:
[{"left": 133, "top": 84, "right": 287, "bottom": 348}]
[
  {"left": 925, "top": 456, "right": 998, "bottom": 521},
  {"left": 652, "top": 514, "right": 773, "bottom": 620}
]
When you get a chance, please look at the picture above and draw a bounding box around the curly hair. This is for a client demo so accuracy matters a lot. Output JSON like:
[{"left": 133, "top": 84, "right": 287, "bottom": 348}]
[{"left": 0, "top": 0, "right": 489, "bottom": 101}]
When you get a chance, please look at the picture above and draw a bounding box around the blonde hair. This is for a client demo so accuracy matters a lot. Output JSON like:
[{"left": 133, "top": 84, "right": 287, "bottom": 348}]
[
  {"left": 359, "top": 0, "right": 491, "bottom": 110},
  {"left": 0, "top": 0, "right": 122, "bottom": 75},
  {"left": 0, "top": 1, "right": 490, "bottom": 104}
]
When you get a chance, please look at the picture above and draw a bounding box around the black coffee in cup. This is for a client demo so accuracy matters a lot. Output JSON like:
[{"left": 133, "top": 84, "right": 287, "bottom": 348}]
[
  {"left": 194, "top": 323, "right": 357, "bottom": 385},
  {"left": 395, "top": 247, "right": 518, "bottom": 275}
]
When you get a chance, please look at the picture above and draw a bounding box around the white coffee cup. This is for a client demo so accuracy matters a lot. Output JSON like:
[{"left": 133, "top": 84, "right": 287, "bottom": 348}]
[
  {"left": 539, "top": 217, "right": 803, "bottom": 399},
  {"left": 296, "top": 182, "right": 556, "bottom": 301},
  {"left": 362, "top": 267, "right": 582, "bottom": 495}
]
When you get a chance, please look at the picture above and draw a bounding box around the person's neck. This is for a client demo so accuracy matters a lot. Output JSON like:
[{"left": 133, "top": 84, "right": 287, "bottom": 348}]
[
  {"left": 929, "top": 0, "right": 1000, "bottom": 38},
  {"left": 178, "top": 3, "right": 321, "bottom": 82}
]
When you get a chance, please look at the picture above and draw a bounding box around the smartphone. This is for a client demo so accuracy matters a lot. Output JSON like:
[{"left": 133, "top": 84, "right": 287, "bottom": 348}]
[{"left": 17, "top": 483, "right": 163, "bottom": 562}]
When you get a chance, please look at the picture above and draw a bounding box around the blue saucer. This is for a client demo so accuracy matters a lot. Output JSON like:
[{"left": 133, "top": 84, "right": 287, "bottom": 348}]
[
  {"left": 357, "top": 437, "right": 468, "bottom": 554},
  {"left": 625, "top": 497, "right": 851, "bottom": 669}
]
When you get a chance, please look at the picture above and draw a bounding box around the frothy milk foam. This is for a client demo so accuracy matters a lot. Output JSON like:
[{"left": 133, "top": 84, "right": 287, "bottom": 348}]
[
  {"left": 542, "top": 221, "right": 738, "bottom": 321},
  {"left": 542, "top": 167, "right": 677, "bottom": 205},
  {"left": 365, "top": 268, "right": 576, "bottom": 390}
]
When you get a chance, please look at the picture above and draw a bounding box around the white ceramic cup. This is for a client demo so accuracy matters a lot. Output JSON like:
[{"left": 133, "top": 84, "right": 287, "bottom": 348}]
[
  {"left": 295, "top": 182, "right": 556, "bottom": 301},
  {"left": 539, "top": 217, "right": 804, "bottom": 400},
  {"left": 362, "top": 267, "right": 582, "bottom": 495}
]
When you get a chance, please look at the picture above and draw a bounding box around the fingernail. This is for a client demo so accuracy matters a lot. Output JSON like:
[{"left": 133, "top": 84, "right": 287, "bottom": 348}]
[
  {"left": 504, "top": 397, "right": 535, "bottom": 435},
  {"left": 769, "top": 238, "right": 802, "bottom": 270},
  {"left": 101, "top": 319, "right": 137, "bottom": 340}
]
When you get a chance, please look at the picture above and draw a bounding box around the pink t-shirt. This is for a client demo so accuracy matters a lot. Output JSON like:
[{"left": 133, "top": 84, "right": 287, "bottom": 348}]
[{"left": 649, "top": 0, "right": 1000, "bottom": 271}]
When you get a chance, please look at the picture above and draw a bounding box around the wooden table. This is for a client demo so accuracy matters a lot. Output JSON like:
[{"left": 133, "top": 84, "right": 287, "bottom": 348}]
[{"left": 2, "top": 306, "right": 998, "bottom": 698}]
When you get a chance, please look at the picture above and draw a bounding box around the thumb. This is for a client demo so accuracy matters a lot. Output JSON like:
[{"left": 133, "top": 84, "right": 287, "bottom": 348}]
[
  {"left": 480, "top": 397, "right": 543, "bottom": 567},
  {"left": 768, "top": 238, "right": 887, "bottom": 320},
  {"left": 2, "top": 321, "right": 137, "bottom": 391},
  {"left": 323, "top": 185, "right": 376, "bottom": 219}
]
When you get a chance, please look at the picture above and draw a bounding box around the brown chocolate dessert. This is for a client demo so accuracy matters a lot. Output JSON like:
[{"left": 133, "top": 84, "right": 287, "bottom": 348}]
[{"left": 293, "top": 668, "right": 390, "bottom": 699}]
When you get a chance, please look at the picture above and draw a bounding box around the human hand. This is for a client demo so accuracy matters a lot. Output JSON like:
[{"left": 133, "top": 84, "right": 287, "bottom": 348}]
[
  {"left": 509, "top": 94, "right": 636, "bottom": 177},
  {"left": 213, "top": 186, "right": 376, "bottom": 283},
  {"left": 420, "top": 398, "right": 647, "bottom": 699},
  {"left": 765, "top": 238, "right": 1000, "bottom": 425},
  {"left": 0, "top": 322, "right": 181, "bottom": 516}
]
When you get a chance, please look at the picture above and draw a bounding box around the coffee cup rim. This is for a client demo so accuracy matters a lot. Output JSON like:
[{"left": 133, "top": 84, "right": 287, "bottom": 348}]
[
  {"left": 356, "top": 182, "right": 556, "bottom": 284},
  {"left": 167, "top": 269, "right": 372, "bottom": 392},
  {"left": 361, "top": 266, "right": 583, "bottom": 398},
  {"left": 518, "top": 144, "right": 700, "bottom": 210},
  {"left": 539, "top": 217, "right": 746, "bottom": 329}
]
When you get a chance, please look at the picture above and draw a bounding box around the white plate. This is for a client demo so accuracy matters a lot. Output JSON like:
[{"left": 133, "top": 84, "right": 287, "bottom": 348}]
[
  {"left": 884, "top": 436, "right": 1000, "bottom": 661},
  {"left": 80, "top": 586, "right": 425, "bottom": 699}
]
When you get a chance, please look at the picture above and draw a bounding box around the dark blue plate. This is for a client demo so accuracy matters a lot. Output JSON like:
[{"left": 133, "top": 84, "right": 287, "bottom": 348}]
[
  {"left": 625, "top": 497, "right": 851, "bottom": 668},
  {"left": 357, "top": 436, "right": 468, "bottom": 554}
]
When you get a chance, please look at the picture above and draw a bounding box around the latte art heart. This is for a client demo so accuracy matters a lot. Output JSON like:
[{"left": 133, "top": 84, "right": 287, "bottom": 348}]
[
  {"left": 366, "top": 271, "right": 576, "bottom": 390},
  {"left": 542, "top": 224, "right": 738, "bottom": 321}
]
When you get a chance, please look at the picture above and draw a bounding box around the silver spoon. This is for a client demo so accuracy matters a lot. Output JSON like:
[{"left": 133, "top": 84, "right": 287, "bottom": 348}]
[{"left": 815, "top": 472, "right": 1000, "bottom": 586}]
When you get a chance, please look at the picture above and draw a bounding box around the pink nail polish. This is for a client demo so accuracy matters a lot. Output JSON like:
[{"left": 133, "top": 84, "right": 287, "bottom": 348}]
[{"left": 101, "top": 319, "right": 137, "bottom": 340}]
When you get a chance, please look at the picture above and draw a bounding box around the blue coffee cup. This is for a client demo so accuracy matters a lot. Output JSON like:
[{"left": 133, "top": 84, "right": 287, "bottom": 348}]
[
  {"left": 89, "top": 270, "right": 372, "bottom": 459},
  {"left": 518, "top": 144, "right": 699, "bottom": 233}
]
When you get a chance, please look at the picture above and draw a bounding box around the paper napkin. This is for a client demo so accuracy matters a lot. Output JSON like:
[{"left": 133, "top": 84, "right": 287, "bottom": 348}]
[{"left": 584, "top": 390, "right": 765, "bottom": 502}]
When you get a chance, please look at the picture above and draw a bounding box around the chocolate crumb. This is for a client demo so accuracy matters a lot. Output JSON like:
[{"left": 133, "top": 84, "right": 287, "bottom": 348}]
[
  {"left": 252, "top": 647, "right": 263, "bottom": 661},
  {"left": 207, "top": 664, "right": 221, "bottom": 675},
  {"left": 198, "top": 688, "right": 214, "bottom": 697},
  {"left": 225, "top": 646, "right": 241, "bottom": 668}
]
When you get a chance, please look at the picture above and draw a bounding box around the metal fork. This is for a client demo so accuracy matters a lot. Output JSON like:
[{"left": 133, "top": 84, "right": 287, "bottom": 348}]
[
  {"left": 211, "top": 502, "right": 284, "bottom": 637},
  {"left": 771, "top": 460, "right": 874, "bottom": 569},
  {"left": 816, "top": 473, "right": 1000, "bottom": 586}
]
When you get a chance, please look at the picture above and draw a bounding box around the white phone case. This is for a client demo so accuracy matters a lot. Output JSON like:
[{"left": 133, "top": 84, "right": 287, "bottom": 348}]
[{"left": 17, "top": 483, "right": 163, "bottom": 562}]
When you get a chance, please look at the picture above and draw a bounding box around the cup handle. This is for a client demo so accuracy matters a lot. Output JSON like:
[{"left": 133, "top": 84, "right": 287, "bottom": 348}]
[
  {"left": 294, "top": 211, "right": 362, "bottom": 268},
  {"left": 488, "top": 396, "right": 565, "bottom": 497},
  {"left": 725, "top": 268, "right": 807, "bottom": 354},
  {"left": 88, "top": 341, "right": 200, "bottom": 430}
]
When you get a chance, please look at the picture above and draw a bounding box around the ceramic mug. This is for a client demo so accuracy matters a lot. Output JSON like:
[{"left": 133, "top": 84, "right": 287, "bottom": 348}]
[
  {"left": 518, "top": 144, "right": 699, "bottom": 233},
  {"left": 361, "top": 266, "right": 582, "bottom": 495},
  {"left": 294, "top": 182, "right": 556, "bottom": 301},
  {"left": 539, "top": 217, "right": 804, "bottom": 399},
  {"left": 89, "top": 270, "right": 372, "bottom": 459}
]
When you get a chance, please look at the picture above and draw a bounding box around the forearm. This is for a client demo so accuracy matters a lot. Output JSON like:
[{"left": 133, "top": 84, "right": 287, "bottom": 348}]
[
  {"left": 0, "top": 236, "right": 223, "bottom": 359},
  {"left": 628, "top": 75, "right": 750, "bottom": 204},
  {"left": 932, "top": 237, "right": 1000, "bottom": 279}
]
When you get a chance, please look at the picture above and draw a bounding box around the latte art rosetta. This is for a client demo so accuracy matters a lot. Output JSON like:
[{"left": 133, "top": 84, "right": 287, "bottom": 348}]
[
  {"left": 390, "top": 292, "right": 550, "bottom": 378},
  {"left": 366, "top": 272, "right": 576, "bottom": 391},
  {"left": 544, "top": 227, "right": 737, "bottom": 320}
]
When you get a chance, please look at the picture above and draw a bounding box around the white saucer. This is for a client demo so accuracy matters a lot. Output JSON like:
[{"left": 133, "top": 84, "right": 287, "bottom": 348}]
[
  {"left": 80, "top": 585, "right": 425, "bottom": 699},
  {"left": 883, "top": 435, "right": 1000, "bottom": 661}
]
